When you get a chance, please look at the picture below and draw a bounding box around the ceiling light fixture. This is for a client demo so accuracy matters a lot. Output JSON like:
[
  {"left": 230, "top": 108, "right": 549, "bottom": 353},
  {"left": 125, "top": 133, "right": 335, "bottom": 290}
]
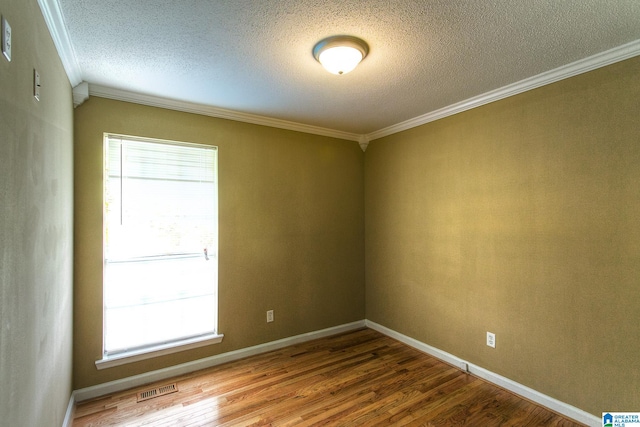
[{"left": 313, "top": 35, "right": 369, "bottom": 75}]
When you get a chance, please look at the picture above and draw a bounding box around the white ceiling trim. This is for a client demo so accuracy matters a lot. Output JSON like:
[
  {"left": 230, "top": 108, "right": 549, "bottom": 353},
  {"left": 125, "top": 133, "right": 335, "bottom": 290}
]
[
  {"left": 91, "top": 39, "right": 639, "bottom": 150},
  {"left": 89, "top": 84, "right": 363, "bottom": 142},
  {"left": 37, "top": 0, "right": 82, "bottom": 86},
  {"left": 38, "top": 0, "right": 638, "bottom": 149},
  {"left": 365, "top": 39, "right": 640, "bottom": 143}
]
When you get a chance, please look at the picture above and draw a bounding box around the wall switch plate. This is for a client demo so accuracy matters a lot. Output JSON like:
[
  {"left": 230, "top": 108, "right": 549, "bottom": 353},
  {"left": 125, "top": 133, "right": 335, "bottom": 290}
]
[
  {"left": 2, "top": 16, "right": 11, "bottom": 62},
  {"left": 34, "top": 69, "right": 40, "bottom": 101},
  {"left": 487, "top": 331, "right": 496, "bottom": 348},
  {"left": 266, "top": 310, "right": 274, "bottom": 323}
]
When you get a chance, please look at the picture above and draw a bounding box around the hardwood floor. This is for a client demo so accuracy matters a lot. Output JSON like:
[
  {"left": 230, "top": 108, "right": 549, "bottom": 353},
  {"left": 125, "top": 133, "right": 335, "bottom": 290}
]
[{"left": 73, "top": 329, "right": 585, "bottom": 426}]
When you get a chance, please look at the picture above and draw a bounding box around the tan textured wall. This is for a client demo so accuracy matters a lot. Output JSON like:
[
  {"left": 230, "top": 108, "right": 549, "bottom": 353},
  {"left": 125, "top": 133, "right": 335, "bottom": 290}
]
[
  {"left": 0, "top": 0, "right": 74, "bottom": 425},
  {"left": 365, "top": 56, "right": 640, "bottom": 415},
  {"left": 73, "top": 97, "right": 365, "bottom": 388}
]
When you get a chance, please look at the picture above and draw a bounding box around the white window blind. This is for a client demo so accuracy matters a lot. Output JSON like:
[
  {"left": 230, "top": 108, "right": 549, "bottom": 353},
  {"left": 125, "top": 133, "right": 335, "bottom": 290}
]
[{"left": 104, "top": 134, "right": 218, "bottom": 356}]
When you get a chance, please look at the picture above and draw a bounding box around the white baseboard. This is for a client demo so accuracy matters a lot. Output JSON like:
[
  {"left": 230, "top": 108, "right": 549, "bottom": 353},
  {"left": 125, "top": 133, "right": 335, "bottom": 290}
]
[
  {"left": 62, "top": 391, "right": 76, "bottom": 427},
  {"left": 364, "top": 320, "right": 600, "bottom": 427},
  {"left": 73, "top": 320, "right": 366, "bottom": 403},
  {"left": 67, "top": 319, "right": 599, "bottom": 427}
]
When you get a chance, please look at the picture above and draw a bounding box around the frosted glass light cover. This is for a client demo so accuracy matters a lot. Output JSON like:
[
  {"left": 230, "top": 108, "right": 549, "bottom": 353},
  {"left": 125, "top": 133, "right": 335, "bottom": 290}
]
[{"left": 319, "top": 46, "right": 363, "bottom": 75}]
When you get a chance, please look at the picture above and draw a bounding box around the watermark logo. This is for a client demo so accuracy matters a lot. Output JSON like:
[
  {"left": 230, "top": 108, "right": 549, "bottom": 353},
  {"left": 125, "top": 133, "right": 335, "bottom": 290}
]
[
  {"left": 604, "top": 413, "right": 614, "bottom": 427},
  {"left": 603, "top": 412, "right": 640, "bottom": 427}
]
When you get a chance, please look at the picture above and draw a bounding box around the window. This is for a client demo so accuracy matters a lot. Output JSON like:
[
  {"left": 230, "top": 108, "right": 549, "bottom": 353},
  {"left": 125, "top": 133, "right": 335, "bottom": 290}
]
[{"left": 102, "top": 134, "right": 219, "bottom": 364}]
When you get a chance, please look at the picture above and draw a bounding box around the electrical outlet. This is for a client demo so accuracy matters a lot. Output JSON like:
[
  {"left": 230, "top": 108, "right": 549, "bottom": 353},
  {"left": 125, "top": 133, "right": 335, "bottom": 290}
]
[
  {"left": 487, "top": 331, "right": 496, "bottom": 348},
  {"left": 2, "top": 16, "right": 11, "bottom": 62},
  {"left": 266, "top": 310, "right": 274, "bottom": 323}
]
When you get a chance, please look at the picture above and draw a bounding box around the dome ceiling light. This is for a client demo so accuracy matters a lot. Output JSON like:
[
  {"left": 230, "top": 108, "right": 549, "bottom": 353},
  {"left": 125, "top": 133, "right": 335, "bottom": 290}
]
[{"left": 313, "top": 35, "right": 369, "bottom": 75}]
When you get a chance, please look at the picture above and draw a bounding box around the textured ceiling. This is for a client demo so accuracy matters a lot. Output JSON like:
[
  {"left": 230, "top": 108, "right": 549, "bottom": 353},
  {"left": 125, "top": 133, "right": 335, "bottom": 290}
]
[{"left": 57, "top": 0, "right": 640, "bottom": 135}]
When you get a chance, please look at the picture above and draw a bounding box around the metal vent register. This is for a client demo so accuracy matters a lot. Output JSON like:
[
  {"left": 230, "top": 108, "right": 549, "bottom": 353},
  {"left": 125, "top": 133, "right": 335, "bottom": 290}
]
[{"left": 136, "top": 383, "right": 179, "bottom": 402}]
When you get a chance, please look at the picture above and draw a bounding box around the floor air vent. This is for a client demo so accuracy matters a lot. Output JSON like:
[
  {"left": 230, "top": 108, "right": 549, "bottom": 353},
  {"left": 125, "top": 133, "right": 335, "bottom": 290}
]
[{"left": 136, "top": 383, "right": 178, "bottom": 402}]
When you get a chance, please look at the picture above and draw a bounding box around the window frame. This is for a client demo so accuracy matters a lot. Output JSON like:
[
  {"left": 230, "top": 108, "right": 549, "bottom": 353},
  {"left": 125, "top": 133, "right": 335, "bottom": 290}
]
[{"left": 96, "top": 133, "right": 223, "bottom": 370}]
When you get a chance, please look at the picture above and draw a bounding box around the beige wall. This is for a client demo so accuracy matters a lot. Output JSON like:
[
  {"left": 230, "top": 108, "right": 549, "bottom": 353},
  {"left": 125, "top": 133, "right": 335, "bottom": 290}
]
[
  {"left": 0, "top": 0, "right": 74, "bottom": 425},
  {"left": 365, "top": 56, "right": 640, "bottom": 415},
  {"left": 73, "top": 97, "right": 365, "bottom": 388}
]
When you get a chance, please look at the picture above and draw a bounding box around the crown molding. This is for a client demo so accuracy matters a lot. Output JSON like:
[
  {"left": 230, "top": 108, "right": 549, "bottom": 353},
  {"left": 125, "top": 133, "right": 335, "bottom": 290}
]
[
  {"left": 40, "top": 0, "right": 638, "bottom": 150},
  {"left": 365, "top": 39, "right": 640, "bottom": 142},
  {"left": 89, "top": 84, "right": 362, "bottom": 143},
  {"left": 88, "top": 38, "right": 639, "bottom": 149},
  {"left": 358, "top": 135, "right": 370, "bottom": 152},
  {"left": 72, "top": 81, "right": 89, "bottom": 108},
  {"left": 37, "top": 0, "right": 82, "bottom": 86}
]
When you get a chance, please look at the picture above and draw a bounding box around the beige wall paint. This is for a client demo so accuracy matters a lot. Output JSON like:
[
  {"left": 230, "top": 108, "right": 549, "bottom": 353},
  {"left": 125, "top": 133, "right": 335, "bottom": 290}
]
[
  {"left": 0, "top": 0, "right": 74, "bottom": 425},
  {"left": 73, "top": 97, "right": 365, "bottom": 388},
  {"left": 365, "top": 56, "right": 640, "bottom": 415}
]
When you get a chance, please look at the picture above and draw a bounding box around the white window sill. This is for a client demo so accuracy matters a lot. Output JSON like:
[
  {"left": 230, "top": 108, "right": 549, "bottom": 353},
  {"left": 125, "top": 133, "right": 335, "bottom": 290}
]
[{"left": 95, "top": 333, "right": 224, "bottom": 370}]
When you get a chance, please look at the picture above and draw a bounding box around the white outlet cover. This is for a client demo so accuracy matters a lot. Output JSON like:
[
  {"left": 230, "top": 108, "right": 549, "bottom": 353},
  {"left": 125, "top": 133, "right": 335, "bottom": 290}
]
[
  {"left": 487, "top": 331, "right": 496, "bottom": 348},
  {"left": 266, "top": 310, "right": 274, "bottom": 323},
  {"left": 2, "top": 16, "right": 11, "bottom": 62}
]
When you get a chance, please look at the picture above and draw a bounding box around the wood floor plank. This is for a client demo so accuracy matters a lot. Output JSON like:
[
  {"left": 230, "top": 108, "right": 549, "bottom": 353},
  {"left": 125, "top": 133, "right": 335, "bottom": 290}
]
[{"left": 73, "top": 328, "right": 586, "bottom": 426}]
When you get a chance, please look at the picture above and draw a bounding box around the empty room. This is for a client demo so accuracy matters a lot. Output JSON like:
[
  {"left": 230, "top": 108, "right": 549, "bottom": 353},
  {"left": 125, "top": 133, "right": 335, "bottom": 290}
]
[{"left": 1, "top": 1, "right": 639, "bottom": 426}]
